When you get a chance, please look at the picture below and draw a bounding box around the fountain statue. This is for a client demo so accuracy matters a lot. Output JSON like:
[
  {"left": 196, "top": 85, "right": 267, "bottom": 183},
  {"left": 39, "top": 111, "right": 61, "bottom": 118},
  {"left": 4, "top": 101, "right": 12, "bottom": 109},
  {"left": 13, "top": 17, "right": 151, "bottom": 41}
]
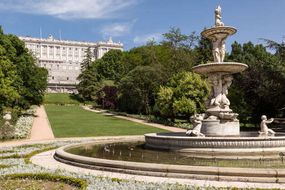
[
  {"left": 190, "top": 5, "right": 248, "bottom": 137},
  {"left": 259, "top": 115, "right": 275, "bottom": 137}
]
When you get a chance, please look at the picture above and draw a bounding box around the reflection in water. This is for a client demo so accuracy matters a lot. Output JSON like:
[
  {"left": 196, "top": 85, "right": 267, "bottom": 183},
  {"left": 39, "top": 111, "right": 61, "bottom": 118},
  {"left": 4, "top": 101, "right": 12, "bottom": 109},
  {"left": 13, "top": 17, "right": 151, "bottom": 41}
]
[{"left": 67, "top": 141, "right": 285, "bottom": 168}]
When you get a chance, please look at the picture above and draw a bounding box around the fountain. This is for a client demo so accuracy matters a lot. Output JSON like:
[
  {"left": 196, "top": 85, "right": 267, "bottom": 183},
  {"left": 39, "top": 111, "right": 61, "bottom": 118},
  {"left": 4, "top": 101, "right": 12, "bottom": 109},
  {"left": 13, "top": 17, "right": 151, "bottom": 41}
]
[{"left": 53, "top": 6, "right": 285, "bottom": 183}]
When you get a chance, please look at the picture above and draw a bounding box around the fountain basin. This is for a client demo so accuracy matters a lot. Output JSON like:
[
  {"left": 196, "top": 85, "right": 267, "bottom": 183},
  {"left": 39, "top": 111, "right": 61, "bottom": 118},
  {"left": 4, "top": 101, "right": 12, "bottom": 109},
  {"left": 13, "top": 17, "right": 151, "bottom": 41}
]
[
  {"left": 192, "top": 62, "right": 248, "bottom": 75},
  {"left": 201, "top": 26, "right": 237, "bottom": 40},
  {"left": 53, "top": 136, "right": 285, "bottom": 183},
  {"left": 145, "top": 132, "right": 285, "bottom": 157}
]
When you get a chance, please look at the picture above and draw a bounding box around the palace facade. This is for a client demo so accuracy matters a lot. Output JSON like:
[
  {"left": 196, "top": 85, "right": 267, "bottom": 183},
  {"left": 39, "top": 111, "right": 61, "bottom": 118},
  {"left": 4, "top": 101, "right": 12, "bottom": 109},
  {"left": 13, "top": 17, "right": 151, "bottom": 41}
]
[{"left": 20, "top": 35, "right": 123, "bottom": 93}]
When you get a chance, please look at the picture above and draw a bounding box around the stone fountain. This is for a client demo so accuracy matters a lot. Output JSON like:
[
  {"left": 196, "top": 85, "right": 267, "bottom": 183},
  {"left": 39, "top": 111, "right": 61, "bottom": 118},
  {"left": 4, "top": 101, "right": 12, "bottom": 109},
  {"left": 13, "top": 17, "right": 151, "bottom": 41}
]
[
  {"left": 191, "top": 5, "right": 248, "bottom": 137},
  {"left": 143, "top": 6, "right": 285, "bottom": 157},
  {"left": 53, "top": 6, "right": 285, "bottom": 183}
]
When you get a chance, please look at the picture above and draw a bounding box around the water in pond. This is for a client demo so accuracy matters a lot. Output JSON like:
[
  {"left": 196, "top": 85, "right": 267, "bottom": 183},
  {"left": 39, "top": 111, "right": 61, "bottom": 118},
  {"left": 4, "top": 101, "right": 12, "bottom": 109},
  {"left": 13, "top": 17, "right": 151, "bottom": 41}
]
[{"left": 66, "top": 141, "right": 285, "bottom": 168}]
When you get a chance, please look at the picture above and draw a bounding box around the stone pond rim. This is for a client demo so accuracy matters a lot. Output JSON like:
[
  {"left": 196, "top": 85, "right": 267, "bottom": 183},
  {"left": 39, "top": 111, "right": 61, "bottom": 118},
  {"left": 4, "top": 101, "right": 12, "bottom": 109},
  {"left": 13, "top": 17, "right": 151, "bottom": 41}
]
[{"left": 192, "top": 62, "right": 248, "bottom": 75}]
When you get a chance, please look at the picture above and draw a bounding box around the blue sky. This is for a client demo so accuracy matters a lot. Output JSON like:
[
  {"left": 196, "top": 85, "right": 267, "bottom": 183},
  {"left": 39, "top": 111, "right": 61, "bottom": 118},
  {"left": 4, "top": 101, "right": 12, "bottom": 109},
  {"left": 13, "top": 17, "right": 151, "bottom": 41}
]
[{"left": 0, "top": 0, "right": 284, "bottom": 50}]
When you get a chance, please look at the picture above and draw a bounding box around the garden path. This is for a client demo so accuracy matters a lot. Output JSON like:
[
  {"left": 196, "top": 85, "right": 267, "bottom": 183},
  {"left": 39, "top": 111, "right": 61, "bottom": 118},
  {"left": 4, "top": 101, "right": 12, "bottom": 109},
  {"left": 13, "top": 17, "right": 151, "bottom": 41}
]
[
  {"left": 82, "top": 106, "right": 186, "bottom": 132},
  {"left": 30, "top": 105, "right": 55, "bottom": 140}
]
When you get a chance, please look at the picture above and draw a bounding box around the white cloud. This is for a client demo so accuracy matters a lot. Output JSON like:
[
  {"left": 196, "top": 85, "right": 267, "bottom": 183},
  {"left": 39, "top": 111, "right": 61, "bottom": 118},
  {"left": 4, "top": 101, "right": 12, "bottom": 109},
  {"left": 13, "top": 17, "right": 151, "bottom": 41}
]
[
  {"left": 101, "top": 20, "right": 136, "bottom": 37},
  {"left": 0, "top": 0, "right": 139, "bottom": 20},
  {"left": 133, "top": 33, "right": 162, "bottom": 44}
]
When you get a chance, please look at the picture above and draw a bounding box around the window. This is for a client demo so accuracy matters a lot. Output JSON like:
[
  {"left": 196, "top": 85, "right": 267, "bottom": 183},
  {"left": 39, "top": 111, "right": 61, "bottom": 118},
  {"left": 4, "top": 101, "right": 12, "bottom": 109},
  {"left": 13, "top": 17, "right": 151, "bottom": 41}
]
[
  {"left": 52, "top": 76, "right": 54, "bottom": 80},
  {"left": 49, "top": 46, "right": 54, "bottom": 57},
  {"left": 67, "top": 77, "right": 69, "bottom": 80}
]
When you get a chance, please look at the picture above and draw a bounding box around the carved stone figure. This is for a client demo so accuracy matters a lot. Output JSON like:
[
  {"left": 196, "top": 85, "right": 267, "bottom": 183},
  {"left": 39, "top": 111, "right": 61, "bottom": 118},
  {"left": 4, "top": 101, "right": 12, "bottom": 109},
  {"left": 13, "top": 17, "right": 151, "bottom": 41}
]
[
  {"left": 215, "top": 5, "right": 224, "bottom": 27},
  {"left": 208, "top": 74, "right": 223, "bottom": 110},
  {"left": 212, "top": 34, "right": 226, "bottom": 63},
  {"left": 221, "top": 75, "right": 233, "bottom": 109},
  {"left": 186, "top": 114, "right": 205, "bottom": 137},
  {"left": 212, "top": 38, "right": 221, "bottom": 63},
  {"left": 259, "top": 115, "right": 275, "bottom": 137},
  {"left": 220, "top": 39, "right": 226, "bottom": 62}
]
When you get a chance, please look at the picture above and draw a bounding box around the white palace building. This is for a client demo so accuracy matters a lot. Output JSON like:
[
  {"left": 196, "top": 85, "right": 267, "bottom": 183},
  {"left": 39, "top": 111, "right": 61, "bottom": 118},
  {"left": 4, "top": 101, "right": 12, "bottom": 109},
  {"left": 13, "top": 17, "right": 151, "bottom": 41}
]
[{"left": 20, "top": 35, "right": 123, "bottom": 93}]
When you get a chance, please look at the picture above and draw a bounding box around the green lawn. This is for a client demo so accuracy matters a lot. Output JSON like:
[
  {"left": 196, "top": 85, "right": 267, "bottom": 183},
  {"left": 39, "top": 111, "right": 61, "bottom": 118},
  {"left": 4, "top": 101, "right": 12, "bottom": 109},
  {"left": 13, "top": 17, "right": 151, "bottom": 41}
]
[
  {"left": 45, "top": 105, "right": 168, "bottom": 137},
  {"left": 44, "top": 93, "right": 81, "bottom": 105}
]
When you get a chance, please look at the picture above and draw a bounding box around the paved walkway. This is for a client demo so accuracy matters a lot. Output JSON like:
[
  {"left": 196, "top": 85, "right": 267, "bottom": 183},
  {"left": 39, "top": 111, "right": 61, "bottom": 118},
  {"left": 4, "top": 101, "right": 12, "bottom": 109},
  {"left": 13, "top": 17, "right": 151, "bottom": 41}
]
[
  {"left": 30, "top": 105, "right": 54, "bottom": 140},
  {"left": 82, "top": 106, "right": 186, "bottom": 132},
  {"left": 31, "top": 150, "right": 285, "bottom": 189}
]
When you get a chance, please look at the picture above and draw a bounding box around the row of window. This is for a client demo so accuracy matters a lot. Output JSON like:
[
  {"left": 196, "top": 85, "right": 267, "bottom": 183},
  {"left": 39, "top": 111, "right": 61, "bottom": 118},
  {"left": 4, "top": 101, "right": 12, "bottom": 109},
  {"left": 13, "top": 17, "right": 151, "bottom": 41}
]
[
  {"left": 42, "top": 64, "right": 80, "bottom": 71},
  {"left": 51, "top": 76, "right": 71, "bottom": 81}
]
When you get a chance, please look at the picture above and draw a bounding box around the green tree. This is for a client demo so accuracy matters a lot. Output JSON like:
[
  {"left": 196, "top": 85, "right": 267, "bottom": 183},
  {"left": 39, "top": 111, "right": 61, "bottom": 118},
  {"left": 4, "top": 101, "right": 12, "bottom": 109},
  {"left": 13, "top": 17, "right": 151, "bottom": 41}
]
[
  {"left": 0, "top": 28, "right": 48, "bottom": 112},
  {"left": 228, "top": 41, "right": 285, "bottom": 123},
  {"left": 118, "top": 66, "right": 165, "bottom": 114},
  {"left": 194, "top": 35, "right": 213, "bottom": 64},
  {"left": 81, "top": 47, "right": 93, "bottom": 71},
  {"left": 77, "top": 63, "right": 102, "bottom": 101},
  {"left": 95, "top": 49, "right": 125, "bottom": 82},
  {"left": 261, "top": 38, "right": 285, "bottom": 61},
  {"left": 156, "top": 72, "right": 209, "bottom": 121}
]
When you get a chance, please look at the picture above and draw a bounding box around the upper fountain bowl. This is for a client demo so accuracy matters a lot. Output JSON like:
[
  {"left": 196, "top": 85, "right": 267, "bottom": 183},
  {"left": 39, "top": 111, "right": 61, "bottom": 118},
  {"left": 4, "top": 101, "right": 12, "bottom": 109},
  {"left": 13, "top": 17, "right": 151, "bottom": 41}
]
[
  {"left": 192, "top": 62, "right": 248, "bottom": 75},
  {"left": 201, "top": 26, "right": 237, "bottom": 40}
]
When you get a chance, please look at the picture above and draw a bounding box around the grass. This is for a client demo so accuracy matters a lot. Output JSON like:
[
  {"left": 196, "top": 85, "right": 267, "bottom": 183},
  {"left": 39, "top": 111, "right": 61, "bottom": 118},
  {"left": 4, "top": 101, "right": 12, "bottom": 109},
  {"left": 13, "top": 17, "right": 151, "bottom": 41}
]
[
  {"left": 44, "top": 93, "right": 81, "bottom": 105},
  {"left": 1, "top": 173, "right": 87, "bottom": 190},
  {"left": 45, "top": 105, "right": 168, "bottom": 138}
]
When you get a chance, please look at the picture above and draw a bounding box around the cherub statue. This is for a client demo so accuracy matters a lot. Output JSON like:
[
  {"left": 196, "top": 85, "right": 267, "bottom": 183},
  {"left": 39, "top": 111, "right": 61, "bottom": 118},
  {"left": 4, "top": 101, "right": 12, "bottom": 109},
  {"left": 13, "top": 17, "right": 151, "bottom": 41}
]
[
  {"left": 186, "top": 114, "right": 205, "bottom": 137},
  {"left": 215, "top": 5, "right": 224, "bottom": 27},
  {"left": 259, "top": 115, "right": 275, "bottom": 137}
]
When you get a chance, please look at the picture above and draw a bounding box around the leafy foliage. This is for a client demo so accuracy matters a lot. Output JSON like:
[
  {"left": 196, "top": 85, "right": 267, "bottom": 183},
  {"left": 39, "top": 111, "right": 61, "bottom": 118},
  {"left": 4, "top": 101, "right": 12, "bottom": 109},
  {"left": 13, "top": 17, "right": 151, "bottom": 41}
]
[
  {"left": 0, "top": 27, "right": 48, "bottom": 113},
  {"left": 228, "top": 41, "right": 285, "bottom": 123},
  {"left": 156, "top": 72, "right": 209, "bottom": 121},
  {"left": 118, "top": 66, "right": 165, "bottom": 114},
  {"left": 80, "top": 47, "right": 93, "bottom": 71},
  {"left": 77, "top": 63, "right": 102, "bottom": 101}
]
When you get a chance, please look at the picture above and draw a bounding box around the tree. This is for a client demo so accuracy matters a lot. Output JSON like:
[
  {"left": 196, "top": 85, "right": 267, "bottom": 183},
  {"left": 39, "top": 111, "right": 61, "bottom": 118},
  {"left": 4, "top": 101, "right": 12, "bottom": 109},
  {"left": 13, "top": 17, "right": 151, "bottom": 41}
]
[
  {"left": 95, "top": 49, "right": 125, "bottom": 82},
  {"left": 118, "top": 66, "right": 166, "bottom": 114},
  {"left": 0, "top": 28, "right": 48, "bottom": 112},
  {"left": 194, "top": 35, "right": 213, "bottom": 64},
  {"left": 81, "top": 47, "right": 93, "bottom": 71},
  {"left": 77, "top": 63, "right": 102, "bottom": 101},
  {"left": 228, "top": 41, "right": 285, "bottom": 123},
  {"left": 156, "top": 72, "right": 209, "bottom": 121},
  {"left": 261, "top": 38, "right": 285, "bottom": 61}
]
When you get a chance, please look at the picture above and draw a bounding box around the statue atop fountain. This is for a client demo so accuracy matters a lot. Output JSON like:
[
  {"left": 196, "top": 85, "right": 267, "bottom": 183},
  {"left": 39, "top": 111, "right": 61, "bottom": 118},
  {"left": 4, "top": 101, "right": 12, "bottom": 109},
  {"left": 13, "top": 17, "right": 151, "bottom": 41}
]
[
  {"left": 190, "top": 6, "right": 248, "bottom": 137},
  {"left": 215, "top": 5, "right": 224, "bottom": 27}
]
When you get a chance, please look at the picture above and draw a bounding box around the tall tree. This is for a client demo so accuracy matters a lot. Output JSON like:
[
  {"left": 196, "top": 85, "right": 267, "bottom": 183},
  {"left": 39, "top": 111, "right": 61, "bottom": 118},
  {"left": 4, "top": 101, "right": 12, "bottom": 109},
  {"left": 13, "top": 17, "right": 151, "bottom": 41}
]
[
  {"left": 228, "top": 41, "right": 285, "bottom": 123},
  {"left": 77, "top": 63, "right": 102, "bottom": 101},
  {"left": 0, "top": 27, "right": 48, "bottom": 112},
  {"left": 81, "top": 47, "right": 93, "bottom": 71},
  {"left": 261, "top": 38, "right": 285, "bottom": 61},
  {"left": 118, "top": 66, "right": 165, "bottom": 114},
  {"left": 95, "top": 49, "right": 125, "bottom": 82}
]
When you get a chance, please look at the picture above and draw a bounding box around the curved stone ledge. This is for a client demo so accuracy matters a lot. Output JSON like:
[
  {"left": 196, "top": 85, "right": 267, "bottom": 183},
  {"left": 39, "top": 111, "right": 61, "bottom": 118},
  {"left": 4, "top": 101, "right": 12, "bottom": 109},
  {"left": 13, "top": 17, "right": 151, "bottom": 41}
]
[
  {"left": 201, "top": 26, "right": 237, "bottom": 40},
  {"left": 54, "top": 139, "right": 285, "bottom": 183},
  {"left": 144, "top": 132, "right": 285, "bottom": 151},
  {"left": 192, "top": 62, "right": 248, "bottom": 75}
]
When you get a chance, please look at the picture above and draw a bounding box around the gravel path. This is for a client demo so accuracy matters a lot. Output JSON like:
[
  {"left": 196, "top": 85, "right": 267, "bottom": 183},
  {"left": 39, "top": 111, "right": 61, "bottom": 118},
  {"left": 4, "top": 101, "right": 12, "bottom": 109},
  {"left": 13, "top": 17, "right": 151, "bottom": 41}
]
[{"left": 30, "top": 105, "right": 55, "bottom": 140}]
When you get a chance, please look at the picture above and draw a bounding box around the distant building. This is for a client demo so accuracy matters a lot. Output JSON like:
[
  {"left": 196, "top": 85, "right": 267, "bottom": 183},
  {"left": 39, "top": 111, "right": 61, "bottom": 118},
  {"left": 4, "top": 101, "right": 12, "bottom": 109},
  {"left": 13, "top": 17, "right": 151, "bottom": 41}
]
[{"left": 19, "top": 35, "right": 123, "bottom": 93}]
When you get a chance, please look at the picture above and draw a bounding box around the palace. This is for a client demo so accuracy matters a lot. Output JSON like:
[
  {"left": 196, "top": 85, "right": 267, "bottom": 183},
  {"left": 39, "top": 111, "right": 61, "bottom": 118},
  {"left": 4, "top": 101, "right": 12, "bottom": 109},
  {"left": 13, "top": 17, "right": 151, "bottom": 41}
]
[{"left": 20, "top": 35, "right": 123, "bottom": 93}]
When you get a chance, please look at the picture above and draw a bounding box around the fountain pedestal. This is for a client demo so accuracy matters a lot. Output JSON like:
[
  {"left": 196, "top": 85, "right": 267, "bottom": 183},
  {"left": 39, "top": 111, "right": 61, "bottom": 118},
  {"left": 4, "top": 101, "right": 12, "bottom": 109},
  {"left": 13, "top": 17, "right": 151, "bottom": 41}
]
[{"left": 192, "top": 62, "right": 248, "bottom": 136}]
